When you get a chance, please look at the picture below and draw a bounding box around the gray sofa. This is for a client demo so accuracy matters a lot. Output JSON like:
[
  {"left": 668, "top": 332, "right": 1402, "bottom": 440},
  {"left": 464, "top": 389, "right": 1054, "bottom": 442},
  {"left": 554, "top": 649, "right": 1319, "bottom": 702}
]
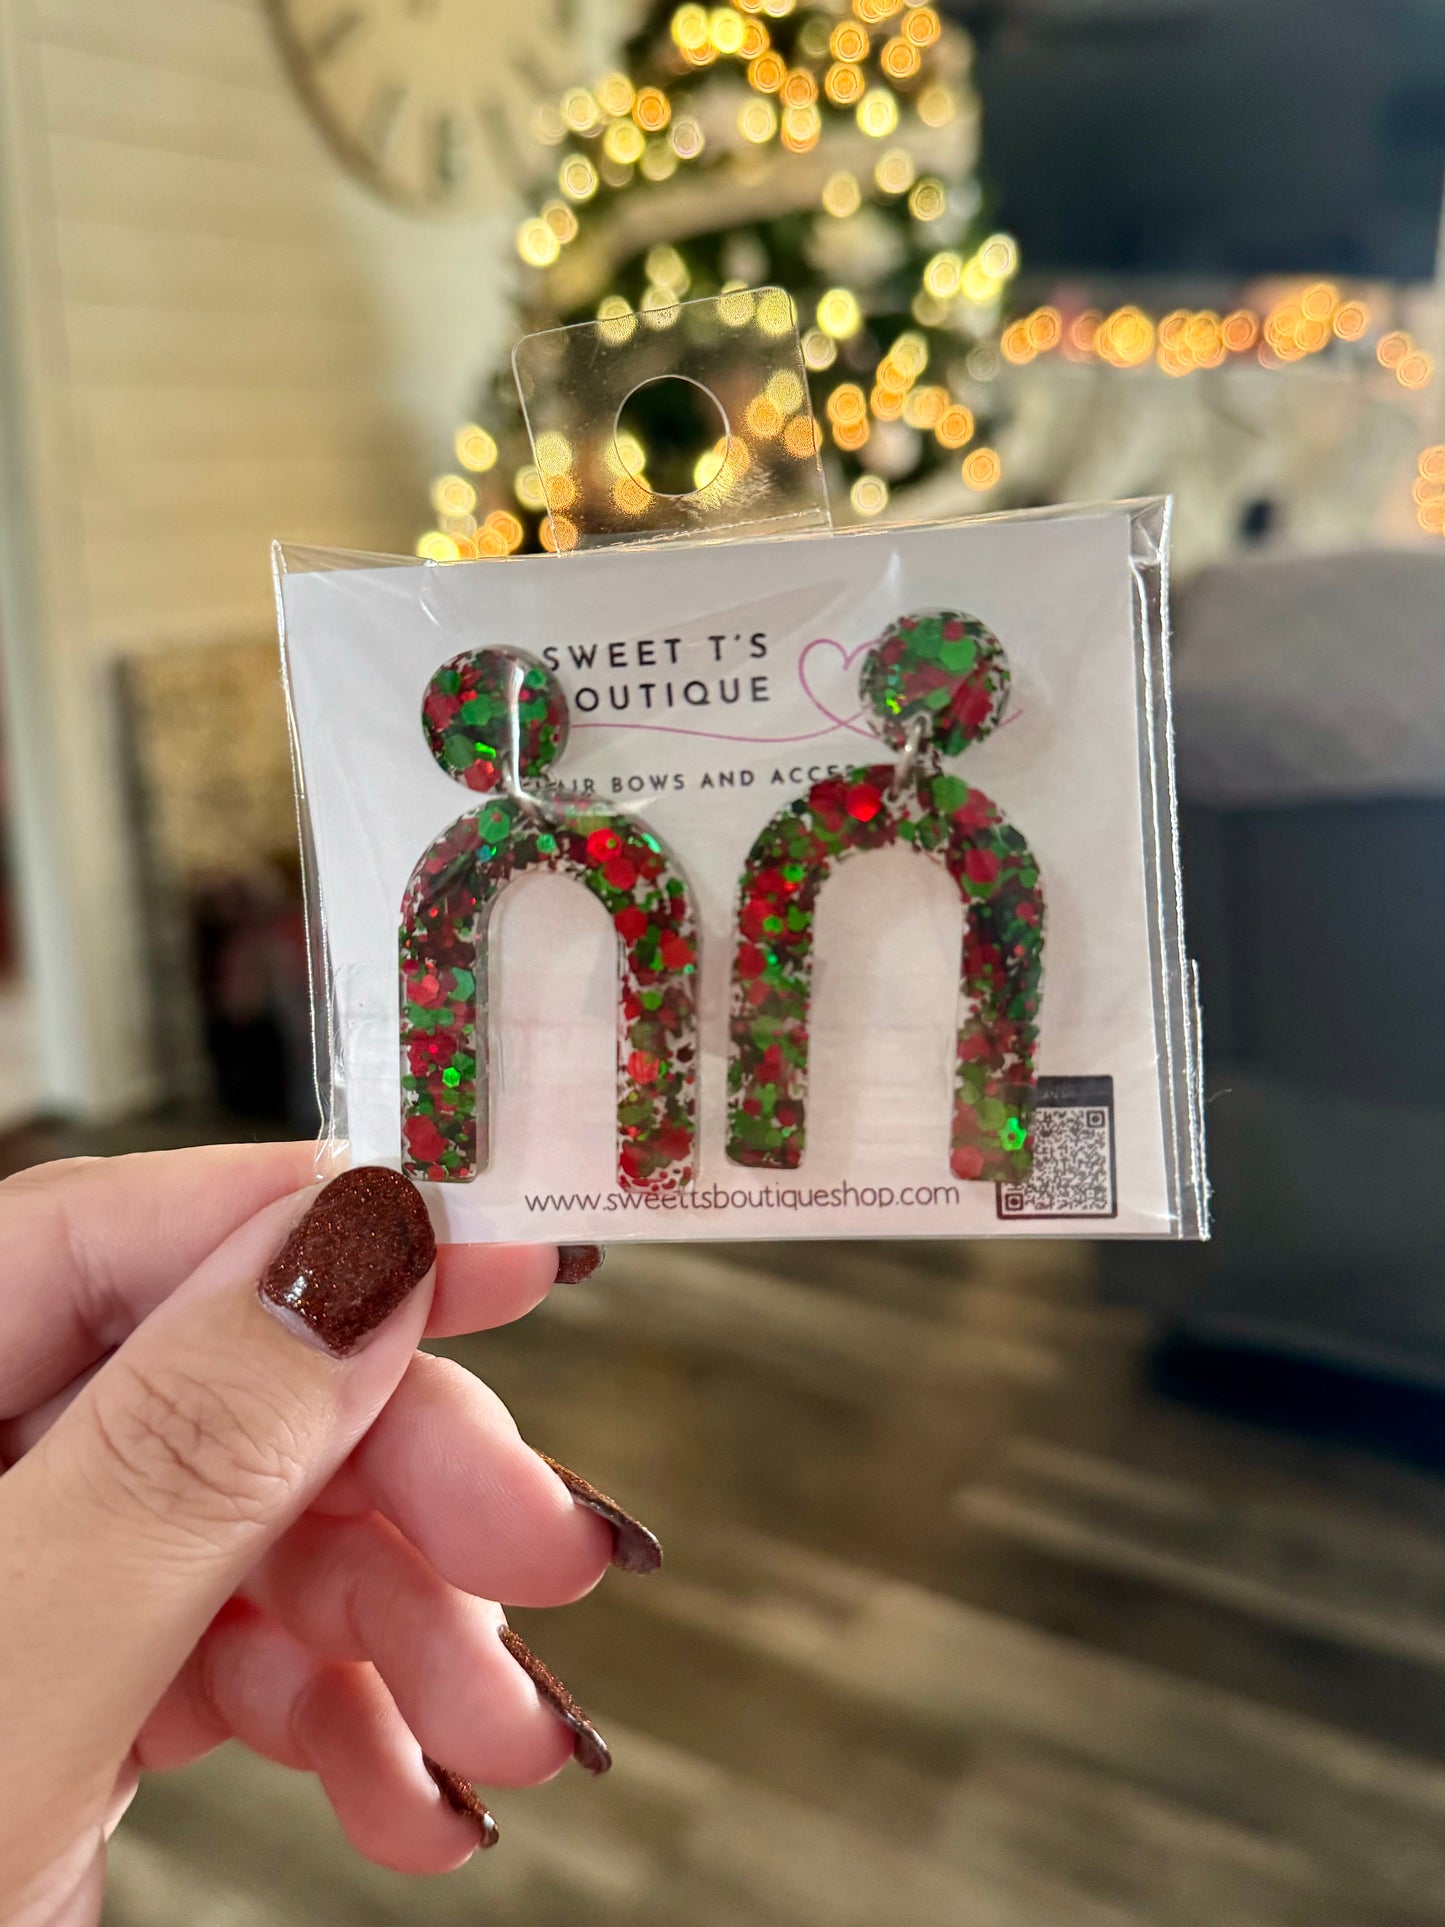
[{"left": 1105, "top": 549, "right": 1445, "bottom": 1384}]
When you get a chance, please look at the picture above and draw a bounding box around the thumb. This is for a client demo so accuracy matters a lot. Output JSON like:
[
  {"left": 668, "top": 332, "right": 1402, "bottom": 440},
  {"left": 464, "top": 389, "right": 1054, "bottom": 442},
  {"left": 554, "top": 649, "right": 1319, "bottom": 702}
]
[{"left": 0, "top": 1167, "right": 435, "bottom": 1816}]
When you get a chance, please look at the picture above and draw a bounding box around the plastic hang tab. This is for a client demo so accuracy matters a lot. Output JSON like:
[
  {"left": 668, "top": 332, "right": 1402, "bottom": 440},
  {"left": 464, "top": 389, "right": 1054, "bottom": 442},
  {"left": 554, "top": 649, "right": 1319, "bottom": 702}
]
[{"left": 512, "top": 286, "right": 832, "bottom": 553}]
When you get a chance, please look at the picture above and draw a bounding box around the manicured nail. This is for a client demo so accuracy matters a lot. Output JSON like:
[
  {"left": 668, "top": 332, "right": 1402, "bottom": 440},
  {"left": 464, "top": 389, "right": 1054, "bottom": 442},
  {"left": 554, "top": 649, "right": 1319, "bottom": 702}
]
[
  {"left": 499, "top": 1627, "right": 611, "bottom": 1775},
  {"left": 422, "top": 1754, "right": 499, "bottom": 1849},
  {"left": 540, "top": 1452, "right": 663, "bottom": 1575},
  {"left": 555, "top": 1244, "right": 604, "bottom": 1284},
  {"left": 258, "top": 1167, "right": 436, "bottom": 1357}
]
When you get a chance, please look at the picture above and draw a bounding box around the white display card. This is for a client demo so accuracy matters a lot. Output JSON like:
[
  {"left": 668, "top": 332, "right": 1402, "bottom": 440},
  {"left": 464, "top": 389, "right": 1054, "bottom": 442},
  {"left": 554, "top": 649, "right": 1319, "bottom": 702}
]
[{"left": 278, "top": 502, "right": 1205, "bottom": 1244}]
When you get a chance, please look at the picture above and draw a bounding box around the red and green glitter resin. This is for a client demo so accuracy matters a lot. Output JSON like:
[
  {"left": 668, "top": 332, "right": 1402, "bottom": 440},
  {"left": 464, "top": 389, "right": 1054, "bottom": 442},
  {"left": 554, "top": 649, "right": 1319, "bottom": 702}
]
[
  {"left": 421, "top": 647, "right": 568, "bottom": 792},
  {"left": 401, "top": 647, "right": 698, "bottom": 1192},
  {"left": 727, "top": 611, "right": 1044, "bottom": 1183}
]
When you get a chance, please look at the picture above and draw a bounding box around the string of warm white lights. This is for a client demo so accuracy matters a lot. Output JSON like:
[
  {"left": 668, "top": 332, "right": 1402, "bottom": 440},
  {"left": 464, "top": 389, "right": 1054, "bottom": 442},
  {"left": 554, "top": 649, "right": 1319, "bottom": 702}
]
[
  {"left": 1001, "top": 288, "right": 1443, "bottom": 539},
  {"left": 1414, "top": 445, "right": 1445, "bottom": 538},
  {"left": 1000, "top": 287, "right": 1432, "bottom": 384}
]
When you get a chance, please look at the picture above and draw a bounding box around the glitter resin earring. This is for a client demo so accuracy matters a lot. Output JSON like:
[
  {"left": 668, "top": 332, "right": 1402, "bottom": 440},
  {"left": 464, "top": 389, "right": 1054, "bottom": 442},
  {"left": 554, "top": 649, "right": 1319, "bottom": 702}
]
[
  {"left": 400, "top": 648, "right": 698, "bottom": 1191},
  {"left": 727, "top": 611, "right": 1044, "bottom": 1181}
]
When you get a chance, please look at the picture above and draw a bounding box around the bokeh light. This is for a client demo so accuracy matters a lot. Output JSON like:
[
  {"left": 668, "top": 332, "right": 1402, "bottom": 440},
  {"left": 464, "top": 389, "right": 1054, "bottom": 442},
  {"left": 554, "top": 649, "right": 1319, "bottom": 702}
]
[
  {"left": 603, "top": 119, "right": 645, "bottom": 166},
  {"left": 670, "top": 117, "right": 705, "bottom": 159},
  {"left": 875, "top": 150, "right": 915, "bottom": 195},
  {"left": 484, "top": 509, "right": 524, "bottom": 553},
  {"left": 743, "top": 393, "right": 784, "bottom": 439},
  {"left": 596, "top": 295, "right": 638, "bottom": 347},
  {"left": 633, "top": 86, "right": 671, "bottom": 132},
  {"left": 880, "top": 36, "right": 921, "bottom": 80},
  {"left": 903, "top": 384, "right": 946, "bottom": 429},
  {"left": 1096, "top": 306, "right": 1155, "bottom": 369},
  {"left": 1398, "top": 350, "right": 1434, "bottom": 389},
  {"left": 962, "top": 446, "right": 1001, "bottom": 490},
  {"left": 710, "top": 6, "right": 745, "bottom": 54},
  {"left": 826, "top": 382, "right": 866, "bottom": 422},
  {"left": 514, "top": 466, "right": 548, "bottom": 511},
  {"left": 1377, "top": 331, "right": 1410, "bottom": 369},
  {"left": 908, "top": 177, "right": 946, "bottom": 221},
  {"left": 1333, "top": 301, "right": 1368, "bottom": 340},
  {"left": 646, "top": 244, "right": 689, "bottom": 294},
  {"left": 978, "top": 234, "right": 1018, "bottom": 279},
  {"left": 455, "top": 425, "right": 498, "bottom": 473},
  {"left": 431, "top": 474, "right": 476, "bottom": 517},
  {"left": 597, "top": 71, "right": 635, "bottom": 117},
  {"left": 541, "top": 201, "right": 577, "bottom": 243},
  {"left": 783, "top": 415, "right": 823, "bottom": 458},
  {"left": 850, "top": 473, "right": 889, "bottom": 516},
  {"left": 922, "top": 251, "right": 962, "bottom": 299},
  {"left": 902, "top": 6, "right": 941, "bottom": 47},
  {"left": 917, "top": 83, "right": 954, "bottom": 126},
  {"left": 765, "top": 367, "right": 804, "bottom": 412},
  {"left": 559, "top": 155, "right": 598, "bottom": 201},
  {"left": 781, "top": 102, "right": 821, "bottom": 151},
  {"left": 754, "top": 288, "right": 795, "bottom": 335},
  {"left": 739, "top": 96, "right": 776, "bottom": 141},
  {"left": 516, "top": 219, "right": 560, "bottom": 267},
  {"left": 825, "top": 61, "right": 866, "bottom": 105},
  {"left": 822, "top": 171, "right": 862, "bottom": 217},
  {"left": 857, "top": 88, "right": 899, "bottom": 137},
  {"left": 561, "top": 87, "right": 600, "bottom": 134},
  {"left": 540, "top": 512, "right": 579, "bottom": 552},
  {"left": 817, "top": 287, "right": 863, "bottom": 338}
]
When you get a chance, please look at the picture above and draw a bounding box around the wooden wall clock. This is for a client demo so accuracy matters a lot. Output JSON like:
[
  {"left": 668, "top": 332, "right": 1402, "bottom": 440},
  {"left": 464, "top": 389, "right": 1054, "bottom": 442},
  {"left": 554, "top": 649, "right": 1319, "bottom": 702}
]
[{"left": 268, "top": 0, "right": 615, "bottom": 214}]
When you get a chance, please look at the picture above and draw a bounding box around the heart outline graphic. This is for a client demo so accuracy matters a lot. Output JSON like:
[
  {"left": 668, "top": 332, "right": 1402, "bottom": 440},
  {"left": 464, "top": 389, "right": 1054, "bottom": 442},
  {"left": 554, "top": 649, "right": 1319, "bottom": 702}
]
[{"left": 797, "top": 636, "right": 877, "bottom": 741}]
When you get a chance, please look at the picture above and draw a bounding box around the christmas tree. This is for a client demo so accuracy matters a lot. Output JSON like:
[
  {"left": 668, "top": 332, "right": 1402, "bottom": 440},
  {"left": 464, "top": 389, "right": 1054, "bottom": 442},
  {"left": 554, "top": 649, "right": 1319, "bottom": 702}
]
[{"left": 418, "top": 0, "right": 1017, "bottom": 559}]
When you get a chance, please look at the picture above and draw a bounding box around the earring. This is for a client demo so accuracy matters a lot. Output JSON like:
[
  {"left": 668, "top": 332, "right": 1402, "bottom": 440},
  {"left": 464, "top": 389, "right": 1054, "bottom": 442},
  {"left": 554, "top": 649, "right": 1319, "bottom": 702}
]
[
  {"left": 400, "top": 648, "right": 698, "bottom": 1191},
  {"left": 727, "top": 611, "right": 1044, "bottom": 1181}
]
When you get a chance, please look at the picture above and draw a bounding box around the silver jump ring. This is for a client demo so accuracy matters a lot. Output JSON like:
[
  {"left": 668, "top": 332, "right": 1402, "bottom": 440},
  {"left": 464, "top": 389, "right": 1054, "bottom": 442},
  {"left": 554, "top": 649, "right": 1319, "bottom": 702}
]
[{"left": 889, "top": 715, "right": 928, "bottom": 798}]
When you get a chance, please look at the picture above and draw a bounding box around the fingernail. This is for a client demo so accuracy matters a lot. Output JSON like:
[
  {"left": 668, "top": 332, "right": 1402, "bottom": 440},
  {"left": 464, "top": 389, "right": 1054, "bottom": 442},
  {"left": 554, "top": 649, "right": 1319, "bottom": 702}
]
[
  {"left": 540, "top": 1453, "right": 663, "bottom": 1575},
  {"left": 259, "top": 1167, "right": 436, "bottom": 1357},
  {"left": 499, "top": 1626, "right": 611, "bottom": 1776},
  {"left": 422, "top": 1754, "right": 500, "bottom": 1849},
  {"left": 555, "top": 1244, "right": 604, "bottom": 1284}
]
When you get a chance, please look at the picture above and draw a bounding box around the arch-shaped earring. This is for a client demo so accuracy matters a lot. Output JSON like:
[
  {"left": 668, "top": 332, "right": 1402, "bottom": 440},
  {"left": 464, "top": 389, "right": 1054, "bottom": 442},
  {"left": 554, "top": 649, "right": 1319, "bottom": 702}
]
[
  {"left": 727, "top": 610, "right": 1044, "bottom": 1182},
  {"left": 400, "top": 647, "right": 698, "bottom": 1191}
]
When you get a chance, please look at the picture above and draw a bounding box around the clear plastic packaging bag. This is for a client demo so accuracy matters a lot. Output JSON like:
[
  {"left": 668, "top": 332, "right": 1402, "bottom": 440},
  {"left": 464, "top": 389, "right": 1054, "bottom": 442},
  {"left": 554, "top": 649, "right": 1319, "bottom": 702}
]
[{"left": 276, "top": 497, "right": 1206, "bottom": 1243}]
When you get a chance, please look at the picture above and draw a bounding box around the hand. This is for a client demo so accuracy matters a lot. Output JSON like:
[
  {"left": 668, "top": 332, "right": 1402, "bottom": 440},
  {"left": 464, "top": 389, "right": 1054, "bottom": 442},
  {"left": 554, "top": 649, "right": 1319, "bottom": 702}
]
[{"left": 0, "top": 1146, "right": 655, "bottom": 1925}]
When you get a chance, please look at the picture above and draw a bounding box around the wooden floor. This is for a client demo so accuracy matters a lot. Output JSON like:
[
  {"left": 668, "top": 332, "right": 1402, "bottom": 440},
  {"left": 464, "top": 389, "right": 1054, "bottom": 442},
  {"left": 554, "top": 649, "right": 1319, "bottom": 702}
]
[{"left": 65, "top": 1212, "right": 1445, "bottom": 1926}]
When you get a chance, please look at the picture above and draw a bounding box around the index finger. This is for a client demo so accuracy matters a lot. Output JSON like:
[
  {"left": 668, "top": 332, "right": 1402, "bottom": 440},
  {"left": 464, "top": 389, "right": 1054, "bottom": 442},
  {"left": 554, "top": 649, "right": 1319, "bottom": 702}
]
[
  {"left": 0, "top": 1143, "right": 317, "bottom": 1417},
  {"left": 0, "top": 1145, "right": 563, "bottom": 1419}
]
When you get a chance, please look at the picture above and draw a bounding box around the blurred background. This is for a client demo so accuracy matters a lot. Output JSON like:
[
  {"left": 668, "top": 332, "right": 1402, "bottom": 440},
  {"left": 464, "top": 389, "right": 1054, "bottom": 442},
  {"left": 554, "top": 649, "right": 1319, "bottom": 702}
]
[{"left": 1, "top": 0, "right": 1444, "bottom": 1920}]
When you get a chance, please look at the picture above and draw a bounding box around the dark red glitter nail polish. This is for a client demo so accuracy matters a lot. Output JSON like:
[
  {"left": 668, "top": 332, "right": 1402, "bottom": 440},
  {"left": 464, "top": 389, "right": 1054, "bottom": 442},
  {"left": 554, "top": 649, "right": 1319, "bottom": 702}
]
[
  {"left": 422, "top": 1754, "right": 499, "bottom": 1848},
  {"left": 258, "top": 1167, "right": 435, "bottom": 1357},
  {"left": 499, "top": 1627, "right": 611, "bottom": 1775},
  {"left": 554, "top": 1244, "right": 605, "bottom": 1284},
  {"left": 540, "top": 1452, "right": 662, "bottom": 1574}
]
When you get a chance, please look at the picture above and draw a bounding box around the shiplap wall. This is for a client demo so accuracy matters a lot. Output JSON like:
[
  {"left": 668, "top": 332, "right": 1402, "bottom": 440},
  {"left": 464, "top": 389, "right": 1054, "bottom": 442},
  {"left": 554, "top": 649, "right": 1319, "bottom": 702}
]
[{"left": 0, "top": 0, "right": 514, "bottom": 1112}]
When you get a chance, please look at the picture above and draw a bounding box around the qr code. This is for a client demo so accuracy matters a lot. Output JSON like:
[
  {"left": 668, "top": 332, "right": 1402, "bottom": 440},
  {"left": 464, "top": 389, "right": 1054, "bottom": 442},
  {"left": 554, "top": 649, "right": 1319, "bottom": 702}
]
[{"left": 996, "top": 1076, "right": 1116, "bottom": 1220}]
